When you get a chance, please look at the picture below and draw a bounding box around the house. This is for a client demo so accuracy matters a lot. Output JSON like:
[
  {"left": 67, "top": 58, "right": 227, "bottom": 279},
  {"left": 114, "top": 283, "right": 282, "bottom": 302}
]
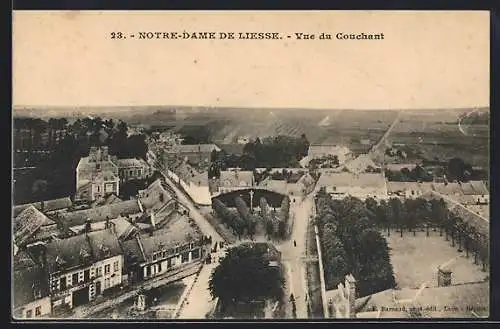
[
  {"left": 217, "top": 169, "right": 255, "bottom": 194},
  {"left": 76, "top": 146, "right": 120, "bottom": 201},
  {"left": 316, "top": 172, "right": 388, "bottom": 201},
  {"left": 58, "top": 200, "right": 142, "bottom": 231},
  {"left": 12, "top": 251, "right": 51, "bottom": 319},
  {"left": 13, "top": 197, "right": 73, "bottom": 217},
  {"left": 164, "top": 144, "right": 221, "bottom": 167},
  {"left": 14, "top": 206, "right": 63, "bottom": 247},
  {"left": 68, "top": 216, "right": 139, "bottom": 242},
  {"left": 91, "top": 194, "right": 123, "bottom": 208},
  {"left": 76, "top": 146, "right": 152, "bottom": 201},
  {"left": 387, "top": 182, "right": 434, "bottom": 199},
  {"left": 120, "top": 215, "right": 206, "bottom": 284},
  {"left": 307, "top": 145, "right": 353, "bottom": 164},
  {"left": 44, "top": 229, "right": 123, "bottom": 312},
  {"left": 458, "top": 181, "right": 489, "bottom": 205},
  {"left": 167, "top": 161, "right": 212, "bottom": 205},
  {"left": 114, "top": 158, "right": 151, "bottom": 183},
  {"left": 218, "top": 143, "right": 246, "bottom": 156}
]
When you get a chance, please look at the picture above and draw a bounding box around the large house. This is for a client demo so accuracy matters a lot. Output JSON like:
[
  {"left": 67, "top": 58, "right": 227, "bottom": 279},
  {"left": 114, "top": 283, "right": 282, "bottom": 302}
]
[
  {"left": 13, "top": 197, "right": 73, "bottom": 217},
  {"left": 316, "top": 172, "right": 388, "bottom": 201},
  {"left": 75, "top": 146, "right": 152, "bottom": 201},
  {"left": 121, "top": 215, "right": 207, "bottom": 284},
  {"left": 75, "top": 147, "right": 120, "bottom": 201},
  {"left": 164, "top": 144, "right": 220, "bottom": 167},
  {"left": 43, "top": 229, "right": 123, "bottom": 312}
]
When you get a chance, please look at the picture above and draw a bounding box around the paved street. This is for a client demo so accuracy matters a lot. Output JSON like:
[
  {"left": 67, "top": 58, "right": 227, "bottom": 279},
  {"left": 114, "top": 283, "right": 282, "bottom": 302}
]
[
  {"left": 177, "top": 246, "right": 227, "bottom": 319},
  {"left": 277, "top": 194, "right": 315, "bottom": 319}
]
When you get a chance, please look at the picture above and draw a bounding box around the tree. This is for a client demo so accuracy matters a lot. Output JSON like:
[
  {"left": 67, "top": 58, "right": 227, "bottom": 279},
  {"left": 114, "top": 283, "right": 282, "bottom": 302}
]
[
  {"left": 209, "top": 244, "right": 285, "bottom": 305},
  {"left": 447, "top": 157, "right": 468, "bottom": 182}
]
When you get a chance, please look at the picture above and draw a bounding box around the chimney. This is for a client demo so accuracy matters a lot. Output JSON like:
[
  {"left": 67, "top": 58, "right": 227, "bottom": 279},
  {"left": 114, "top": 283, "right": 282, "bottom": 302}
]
[
  {"left": 437, "top": 267, "right": 452, "bottom": 287},
  {"left": 345, "top": 274, "right": 357, "bottom": 318}
]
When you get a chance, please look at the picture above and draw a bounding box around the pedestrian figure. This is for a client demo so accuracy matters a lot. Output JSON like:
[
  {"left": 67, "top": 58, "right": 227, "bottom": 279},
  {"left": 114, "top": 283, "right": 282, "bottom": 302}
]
[
  {"left": 290, "top": 293, "right": 295, "bottom": 302},
  {"left": 293, "top": 240, "right": 297, "bottom": 247}
]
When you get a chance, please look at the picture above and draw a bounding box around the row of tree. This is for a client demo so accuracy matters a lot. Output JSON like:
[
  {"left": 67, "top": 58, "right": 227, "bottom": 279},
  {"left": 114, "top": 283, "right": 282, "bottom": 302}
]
[
  {"left": 260, "top": 196, "right": 290, "bottom": 240},
  {"left": 384, "top": 165, "right": 434, "bottom": 182},
  {"left": 315, "top": 191, "right": 396, "bottom": 297},
  {"left": 364, "top": 196, "right": 489, "bottom": 270},
  {"left": 209, "top": 134, "right": 310, "bottom": 172}
]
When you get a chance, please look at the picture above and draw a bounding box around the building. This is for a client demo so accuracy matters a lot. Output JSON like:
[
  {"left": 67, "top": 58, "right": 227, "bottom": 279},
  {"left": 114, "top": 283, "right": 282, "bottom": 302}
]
[
  {"left": 387, "top": 182, "right": 435, "bottom": 199},
  {"left": 12, "top": 251, "right": 51, "bottom": 319},
  {"left": 76, "top": 146, "right": 152, "bottom": 201},
  {"left": 44, "top": 229, "right": 123, "bottom": 312},
  {"left": 76, "top": 146, "right": 120, "bottom": 201},
  {"left": 325, "top": 274, "right": 357, "bottom": 318},
  {"left": 58, "top": 199, "right": 142, "bottom": 231},
  {"left": 14, "top": 206, "right": 63, "bottom": 248},
  {"left": 217, "top": 169, "right": 255, "bottom": 194},
  {"left": 115, "top": 158, "right": 151, "bottom": 183},
  {"left": 316, "top": 172, "right": 388, "bottom": 201},
  {"left": 307, "top": 145, "right": 353, "bottom": 164},
  {"left": 166, "top": 161, "right": 212, "bottom": 205},
  {"left": 164, "top": 144, "right": 221, "bottom": 167},
  {"left": 13, "top": 197, "right": 73, "bottom": 217},
  {"left": 120, "top": 215, "right": 206, "bottom": 284}
]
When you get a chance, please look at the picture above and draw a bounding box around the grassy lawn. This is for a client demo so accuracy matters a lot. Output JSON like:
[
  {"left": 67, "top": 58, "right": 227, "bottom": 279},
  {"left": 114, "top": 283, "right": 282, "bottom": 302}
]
[{"left": 383, "top": 230, "right": 488, "bottom": 289}]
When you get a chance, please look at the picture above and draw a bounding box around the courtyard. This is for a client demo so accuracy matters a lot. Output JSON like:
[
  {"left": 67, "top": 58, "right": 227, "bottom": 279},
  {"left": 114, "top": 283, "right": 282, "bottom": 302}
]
[{"left": 382, "top": 230, "right": 488, "bottom": 290}]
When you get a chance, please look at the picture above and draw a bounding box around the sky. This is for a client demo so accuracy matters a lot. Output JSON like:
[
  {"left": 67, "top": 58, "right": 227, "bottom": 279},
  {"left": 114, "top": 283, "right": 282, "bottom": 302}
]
[{"left": 12, "top": 11, "right": 490, "bottom": 110}]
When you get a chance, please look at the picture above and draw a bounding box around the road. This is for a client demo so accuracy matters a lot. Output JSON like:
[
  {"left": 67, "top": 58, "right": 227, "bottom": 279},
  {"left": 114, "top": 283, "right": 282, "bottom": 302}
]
[
  {"left": 369, "top": 111, "right": 401, "bottom": 155},
  {"left": 277, "top": 194, "right": 315, "bottom": 319},
  {"left": 160, "top": 170, "right": 224, "bottom": 243},
  {"left": 177, "top": 246, "right": 227, "bottom": 319}
]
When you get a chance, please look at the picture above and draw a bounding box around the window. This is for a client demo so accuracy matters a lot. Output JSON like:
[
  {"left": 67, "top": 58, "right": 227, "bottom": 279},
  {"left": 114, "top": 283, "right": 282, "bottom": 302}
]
[
  {"left": 96, "top": 163, "right": 101, "bottom": 170},
  {"left": 96, "top": 185, "right": 100, "bottom": 192},
  {"left": 113, "top": 261, "right": 119, "bottom": 272},
  {"left": 35, "top": 306, "right": 41, "bottom": 317},
  {"left": 104, "top": 278, "right": 110, "bottom": 289},
  {"left": 191, "top": 249, "right": 200, "bottom": 259},
  {"left": 26, "top": 310, "right": 33, "bottom": 318},
  {"left": 130, "top": 170, "right": 133, "bottom": 176},
  {"left": 59, "top": 277, "right": 67, "bottom": 290},
  {"left": 72, "top": 273, "right": 78, "bottom": 285},
  {"left": 181, "top": 252, "right": 189, "bottom": 263},
  {"left": 138, "top": 170, "right": 142, "bottom": 176},
  {"left": 158, "top": 262, "right": 162, "bottom": 273},
  {"left": 84, "top": 270, "right": 90, "bottom": 282},
  {"left": 96, "top": 267, "right": 102, "bottom": 277},
  {"left": 152, "top": 253, "right": 157, "bottom": 261},
  {"left": 104, "top": 264, "right": 111, "bottom": 274}
]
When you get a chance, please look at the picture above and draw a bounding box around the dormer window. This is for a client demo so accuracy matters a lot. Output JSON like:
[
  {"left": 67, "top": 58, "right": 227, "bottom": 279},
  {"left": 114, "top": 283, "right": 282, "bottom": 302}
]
[{"left": 99, "top": 244, "right": 110, "bottom": 257}]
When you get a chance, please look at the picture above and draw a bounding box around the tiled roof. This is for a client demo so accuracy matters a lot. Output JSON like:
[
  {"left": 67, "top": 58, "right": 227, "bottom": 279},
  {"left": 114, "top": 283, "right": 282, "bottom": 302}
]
[
  {"left": 59, "top": 200, "right": 141, "bottom": 228},
  {"left": 121, "top": 237, "right": 146, "bottom": 267},
  {"left": 317, "top": 172, "right": 387, "bottom": 189},
  {"left": 461, "top": 181, "right": 489, "bottom": 195},
  {"left": 116, "top": 158, "right": 145, "bottom": 168},
  {"left": 138, "top": 179, "right": 175, "bottom": 213},
  {"left": 110, "top": 217, "right": 137, "bottom": 240},
  {"left": 431, "top": 182, "right": 463, "bottom": 195},
  {"left": 14, "top": 206, "right": 57, "bottom": 246},
  {"left": 139, "top": 215, "right": 202, "bottom": 258},
  {"left": 44, "top": 230, "right": 122, "bottom": 273},
  {"left": 13, "top": 197, "right": 73, "bottom": 216},
  {"left": 387, "top": 182, "right": 434, "bottom": 194}
]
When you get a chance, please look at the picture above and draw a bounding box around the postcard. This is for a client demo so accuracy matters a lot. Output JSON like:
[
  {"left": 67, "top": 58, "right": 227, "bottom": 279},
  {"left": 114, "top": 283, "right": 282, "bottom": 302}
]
[{"left": 12, "top": 10, "right": 490, "bottom": 321}]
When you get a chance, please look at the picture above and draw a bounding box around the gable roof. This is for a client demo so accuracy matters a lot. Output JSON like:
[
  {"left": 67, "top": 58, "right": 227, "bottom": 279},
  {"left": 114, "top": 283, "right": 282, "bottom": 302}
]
[
  {"left": 139, "top": 214, "right": 202, "bottom": 258},
  {"left": 13, "top": 251, "right": 47, "bottom": 308},
  {"left": 460, "top": 181, "right": 489, "bottom": 195},
  {"left": 387, "top": 182, "right": 434, "bottom": 194},
  {"left": 14, "top": 206, "right": 57, "bottom": 246},
  {"left": 13, "top": 197, "right": 73, "bottom": 217},
  {"left": 317, "top": 172, "right": 387, "bottom": 189},
  {"left": 110, "top": 217, "right": 138, "bottom": 240},
  {"left": 115, "top": 158, "right": 145, "bottom": 168},
  {"left": 138, "top": 179, "right": 175, "bottom": 213},
  {"left": 59, "top": 200, "right": 141, "bottom": 228},
  {"left": 44, "top": 230, "right": 122, "bottom": 273}
]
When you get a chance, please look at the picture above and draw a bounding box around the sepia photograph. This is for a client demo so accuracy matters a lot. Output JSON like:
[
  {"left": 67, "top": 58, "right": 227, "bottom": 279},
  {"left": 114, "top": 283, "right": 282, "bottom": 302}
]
[{"left": 12, "top": 10, "right": 490, "bottom": 320}]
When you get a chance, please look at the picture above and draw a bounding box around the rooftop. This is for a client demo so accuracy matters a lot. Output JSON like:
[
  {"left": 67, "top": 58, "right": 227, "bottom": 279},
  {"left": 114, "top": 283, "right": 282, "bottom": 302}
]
[
  {"left": 14, "top": 206, "right": 57, "bottom": 246},
  {"left": 219, "top": 170, "right": 254, "bottom": 188},
  {"left": 59, "top": 200, "right": 141, "bottom": 228},
  {"left": 317, "top": 172, "right": 387, "bottom": 189},
  {"left": 165, "top": 144, "right": 220, "bottom": 154},
  {"left": 13, "top": 197, "right": 73, "bottom": 217}
]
